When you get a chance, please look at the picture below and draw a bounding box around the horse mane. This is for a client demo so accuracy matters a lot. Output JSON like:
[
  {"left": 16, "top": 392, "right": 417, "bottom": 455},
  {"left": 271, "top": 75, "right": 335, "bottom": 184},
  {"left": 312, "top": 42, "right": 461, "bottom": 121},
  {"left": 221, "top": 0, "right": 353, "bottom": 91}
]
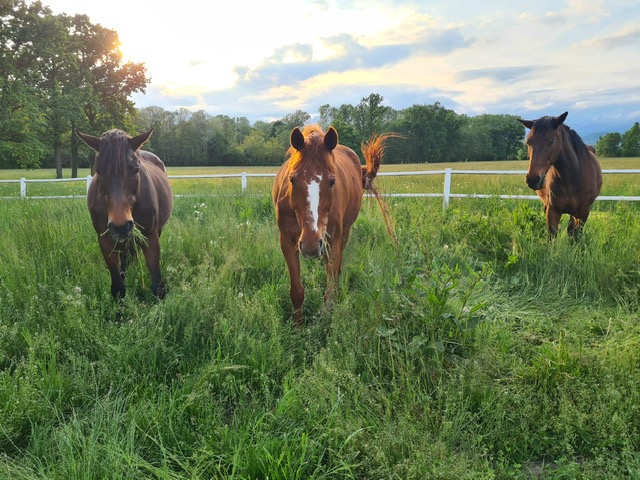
[
  {"left": 531, "top": 117, "right": 591, "bottom": 161},
  {"left": 286, "top": 125, "right": 334, "bottom": 171},
  {"left": 565, "top": 126, "right": 592, "bottom": 160},
  {"left": 95, "top": 129, "right": 138, "bottom": 176}
]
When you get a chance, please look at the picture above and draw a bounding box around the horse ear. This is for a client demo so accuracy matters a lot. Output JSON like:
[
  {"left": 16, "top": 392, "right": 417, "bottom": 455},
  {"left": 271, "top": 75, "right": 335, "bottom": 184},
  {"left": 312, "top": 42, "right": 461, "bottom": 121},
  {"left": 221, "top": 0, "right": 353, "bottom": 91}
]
[
  {"left": 518, "top": 119, "right": 534, "bottom": 129},
  {"left": 129, "top": 129, "right": 154, "bottom": 151},
  {"left": 290, "top": 128, "right": 305, "bottom": 151},
  {"left": 324, "top": 126, "right": 338, "bottom": 151},
  {"left": 75, "top": 129, "right": 101, "bottom": 151},
  {"left": 555, "top": 111, "right": 569, "bottom": 126}
]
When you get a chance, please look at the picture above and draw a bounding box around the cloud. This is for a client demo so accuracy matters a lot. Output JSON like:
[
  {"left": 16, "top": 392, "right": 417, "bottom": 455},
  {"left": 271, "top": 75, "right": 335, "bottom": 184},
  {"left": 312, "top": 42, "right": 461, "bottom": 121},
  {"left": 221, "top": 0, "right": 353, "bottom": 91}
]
[
  {"left": 412, "top": 27, "right": 474, "bottom": 55},
  {"left": 456, "top": 66, "right": 553, "bottom": 83},
  {"left": 575, "top": 28, "right": 640, "bottom": 50}
]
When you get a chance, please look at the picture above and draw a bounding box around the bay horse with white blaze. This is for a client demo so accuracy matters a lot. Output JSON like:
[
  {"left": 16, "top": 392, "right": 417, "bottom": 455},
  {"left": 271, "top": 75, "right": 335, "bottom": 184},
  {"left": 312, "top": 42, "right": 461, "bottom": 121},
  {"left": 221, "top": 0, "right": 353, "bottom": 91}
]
[
  {"left": 519, "top": 112, "right": 602, "bottom": 241},
  {"left": 76, "top": 129, "right": 173, "bottom": 299},
  {"left": 273, "top": 125, "right": 393, "bottom": 325}
]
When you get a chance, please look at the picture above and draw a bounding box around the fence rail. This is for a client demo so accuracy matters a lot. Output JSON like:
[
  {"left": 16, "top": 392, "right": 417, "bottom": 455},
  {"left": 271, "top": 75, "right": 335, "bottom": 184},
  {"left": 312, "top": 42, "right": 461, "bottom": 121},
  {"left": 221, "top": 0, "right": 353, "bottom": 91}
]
[{"left": 2, "top": 169, "right": 640, "bottom": 209}]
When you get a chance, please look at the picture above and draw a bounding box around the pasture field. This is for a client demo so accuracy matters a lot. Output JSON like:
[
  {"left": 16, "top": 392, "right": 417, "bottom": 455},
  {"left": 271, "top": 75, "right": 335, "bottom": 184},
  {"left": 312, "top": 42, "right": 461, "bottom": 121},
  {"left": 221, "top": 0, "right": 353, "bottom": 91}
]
[
  {"left": 2, "top": 157, "right": 639, "bottom": 199},
  {"left": 1, "top": 162, "right": 640, "bottom": 478}
]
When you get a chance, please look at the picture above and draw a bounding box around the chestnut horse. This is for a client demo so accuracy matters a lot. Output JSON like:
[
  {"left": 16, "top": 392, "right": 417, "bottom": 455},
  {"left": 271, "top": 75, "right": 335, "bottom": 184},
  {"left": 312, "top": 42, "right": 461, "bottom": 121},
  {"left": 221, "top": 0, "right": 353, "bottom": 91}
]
[
  {"left": 273, "top": 125, "right": 393, "bottom": 325},
  {"left": 519, "top": 112, "right": 602, "bottom": 241},
  {"left": 76, "top": 129, "right": 173, "bottom": 299}
]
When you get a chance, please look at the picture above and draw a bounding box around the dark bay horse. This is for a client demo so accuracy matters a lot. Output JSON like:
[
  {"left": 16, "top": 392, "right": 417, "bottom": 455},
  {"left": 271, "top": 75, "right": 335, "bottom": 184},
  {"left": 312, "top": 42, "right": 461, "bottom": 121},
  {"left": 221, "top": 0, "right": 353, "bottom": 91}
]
[
  {"left": 273, "top": 125, "right": 393, "bottom": 325},
  {"left": 519, "top": 112, "right": 602, "bottom": 241},
  {"left": 76, "top": 129, "right": 173, "bottom": 299}
]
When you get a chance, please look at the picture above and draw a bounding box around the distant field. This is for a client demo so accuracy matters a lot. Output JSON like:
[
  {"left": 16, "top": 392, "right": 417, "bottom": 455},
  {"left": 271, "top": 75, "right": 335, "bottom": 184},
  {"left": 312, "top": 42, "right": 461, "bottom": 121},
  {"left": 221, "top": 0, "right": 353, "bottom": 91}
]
[{"left": 2, "top": 157, "right": 639, "bottom": 199}]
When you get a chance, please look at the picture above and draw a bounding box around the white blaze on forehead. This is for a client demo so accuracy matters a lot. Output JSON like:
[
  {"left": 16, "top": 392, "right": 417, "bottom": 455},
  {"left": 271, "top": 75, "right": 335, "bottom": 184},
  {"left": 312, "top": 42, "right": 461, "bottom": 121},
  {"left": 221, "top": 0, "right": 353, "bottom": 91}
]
[{"left": 306, "top": 174, "right": 322, "bottom": 233}]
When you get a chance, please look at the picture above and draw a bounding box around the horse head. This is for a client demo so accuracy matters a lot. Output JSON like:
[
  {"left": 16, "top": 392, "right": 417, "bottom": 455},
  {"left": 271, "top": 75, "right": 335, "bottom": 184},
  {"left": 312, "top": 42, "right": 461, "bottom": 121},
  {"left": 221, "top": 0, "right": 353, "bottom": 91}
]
[
  {"left": 76, "top": 129, "right": 153, "bottom": 243},
  {"left": 519, "top": 111, "right": 568, "bottom": 190},
  {"left": 287, "top": 126, "right": 338, "bottom": 259}
]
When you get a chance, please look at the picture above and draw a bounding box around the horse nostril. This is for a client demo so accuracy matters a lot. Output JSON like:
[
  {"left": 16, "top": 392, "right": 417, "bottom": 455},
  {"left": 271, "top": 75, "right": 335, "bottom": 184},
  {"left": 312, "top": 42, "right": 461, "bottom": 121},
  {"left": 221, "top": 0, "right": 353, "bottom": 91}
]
[
  {"left": 125, "top": 220, "right": 134, "bottom": 233},
  {"left": 527, "top": 176, "right": 542, "bottom": 190},
  {"left": 318, "top": 239, "right": 324, "bottom": 252}
]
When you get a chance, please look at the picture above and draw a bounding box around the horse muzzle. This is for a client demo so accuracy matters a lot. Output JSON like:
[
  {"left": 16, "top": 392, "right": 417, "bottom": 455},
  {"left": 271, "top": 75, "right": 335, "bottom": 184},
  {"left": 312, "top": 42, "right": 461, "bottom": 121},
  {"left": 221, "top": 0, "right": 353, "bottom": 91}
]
[
  {"left": 108, "top": 220, "right": 134, "bottom": 243},
  {"left": 299, "top": 238, "right": 325, "bottom": 259},
  {"left": 526, "top": 174, "right": 546, "bottom": 191}
]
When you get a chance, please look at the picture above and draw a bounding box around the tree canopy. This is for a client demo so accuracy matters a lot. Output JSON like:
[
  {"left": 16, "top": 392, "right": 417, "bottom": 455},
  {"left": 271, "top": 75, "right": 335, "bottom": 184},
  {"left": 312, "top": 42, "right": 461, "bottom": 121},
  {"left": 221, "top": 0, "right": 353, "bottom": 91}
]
[{"left": 0, "top": 0, "right": 148, "bottom": 175}]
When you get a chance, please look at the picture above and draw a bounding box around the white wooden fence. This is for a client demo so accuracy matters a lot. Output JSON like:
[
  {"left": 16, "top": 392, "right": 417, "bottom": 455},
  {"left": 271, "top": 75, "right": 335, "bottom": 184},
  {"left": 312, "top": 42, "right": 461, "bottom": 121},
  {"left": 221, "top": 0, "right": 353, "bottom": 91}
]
[{"left": 2, "top": 168, "right": 640, "bottom": 209}]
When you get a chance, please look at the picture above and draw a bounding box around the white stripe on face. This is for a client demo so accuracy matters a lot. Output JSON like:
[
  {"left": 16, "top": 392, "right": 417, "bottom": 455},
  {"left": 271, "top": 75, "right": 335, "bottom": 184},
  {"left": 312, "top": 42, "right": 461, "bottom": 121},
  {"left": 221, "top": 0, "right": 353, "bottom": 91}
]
[{"left": 306, "top": 174, "right": 322, "bottom": 233}]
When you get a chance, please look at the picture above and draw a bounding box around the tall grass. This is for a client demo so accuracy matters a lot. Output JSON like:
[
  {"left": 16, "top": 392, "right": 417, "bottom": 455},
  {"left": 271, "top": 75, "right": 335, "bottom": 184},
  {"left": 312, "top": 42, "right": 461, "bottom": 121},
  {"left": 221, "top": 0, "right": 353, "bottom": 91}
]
[{"left": 1, "top": 171, "right": 640, "bottom": 477}]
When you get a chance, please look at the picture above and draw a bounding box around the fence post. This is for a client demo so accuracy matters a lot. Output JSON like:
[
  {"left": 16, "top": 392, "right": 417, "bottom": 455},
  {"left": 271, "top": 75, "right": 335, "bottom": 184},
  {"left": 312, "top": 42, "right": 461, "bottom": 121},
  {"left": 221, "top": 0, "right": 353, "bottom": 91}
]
[
  {"left": 86, "top": 175, "right": 92, "bottom": 193},
  {"left": 442, "top": 168, "right": 452, "bottom": 210},
  {"left": 241, "top": 172, "right": 248, "bottom": 193},
  {"left": 20, "top": 178, "right": 26, "bottom": 198}
]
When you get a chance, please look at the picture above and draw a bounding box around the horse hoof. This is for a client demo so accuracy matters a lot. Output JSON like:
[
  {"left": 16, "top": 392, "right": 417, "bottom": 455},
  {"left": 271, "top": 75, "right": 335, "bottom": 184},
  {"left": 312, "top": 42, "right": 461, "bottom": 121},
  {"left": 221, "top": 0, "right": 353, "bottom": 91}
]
[{"left": 154, "top": 282, "right": 167, "bottom": 300}]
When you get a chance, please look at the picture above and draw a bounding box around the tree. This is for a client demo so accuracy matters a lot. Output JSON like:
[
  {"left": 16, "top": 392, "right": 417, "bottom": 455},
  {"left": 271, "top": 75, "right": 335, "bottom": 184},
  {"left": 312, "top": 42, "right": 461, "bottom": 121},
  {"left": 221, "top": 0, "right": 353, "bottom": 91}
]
[
  {"left": 392, "top": 102, "right": 463, "bottom": 163},
  {"left": 0, "top": 2, "right": 148, "bottom": 176},
  {"left": 67, "top": 14, "right": 148, "bottom": 176},
  {"left": 458, "top": 114, "right": 523, "bottom": 161},
  {"left": 0, "top": 0, "right": 48, "bottom": 168},
  {"left": 595, "top": 132, "right": 622, "bottom": 158},
  {"left": 621, "top": 122, "right": 640, "bottom": 157},
  {"left": 280, "top": 109, "right": 310, "bottom": 130},
  {"left": 352, "top": 93, "right": 394, "bottom": 140}
]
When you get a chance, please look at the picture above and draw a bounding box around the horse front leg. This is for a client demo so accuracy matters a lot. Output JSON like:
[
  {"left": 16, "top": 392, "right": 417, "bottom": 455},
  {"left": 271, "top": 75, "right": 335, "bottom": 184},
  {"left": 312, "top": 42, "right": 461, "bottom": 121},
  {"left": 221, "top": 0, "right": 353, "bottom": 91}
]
[
  {"left": 280, "top": 233, "right": 304, "bottom": 325},
  {"left": 324, "top": 234, "right": 344, "bottom": 308},
  {"left": 546, "top": 206, "right": 562, "bottom": 241},
  {"left": 98, "top": 235, "right": 126, "bottom": 299},
  {"left": 140, "top": 232, "right": 166, "bottom": 299}
]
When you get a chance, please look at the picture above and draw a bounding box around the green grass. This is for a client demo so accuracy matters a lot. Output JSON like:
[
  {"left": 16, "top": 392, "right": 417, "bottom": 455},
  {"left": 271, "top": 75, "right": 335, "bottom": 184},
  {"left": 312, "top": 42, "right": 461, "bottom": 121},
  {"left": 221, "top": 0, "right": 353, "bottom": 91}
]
[{"left": 1, "top": 163, "right": 640, "bottom": 478}]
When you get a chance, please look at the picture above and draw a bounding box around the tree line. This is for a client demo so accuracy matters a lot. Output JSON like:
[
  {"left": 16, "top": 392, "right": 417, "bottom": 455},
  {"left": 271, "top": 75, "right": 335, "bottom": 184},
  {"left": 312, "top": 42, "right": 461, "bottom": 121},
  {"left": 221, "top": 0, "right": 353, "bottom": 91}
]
[
  {"left": 595, "top": 123, "right": 640, "bottom": 158},
  {"left": 129, "top": 95, "right": 525, "bottom": 168}
]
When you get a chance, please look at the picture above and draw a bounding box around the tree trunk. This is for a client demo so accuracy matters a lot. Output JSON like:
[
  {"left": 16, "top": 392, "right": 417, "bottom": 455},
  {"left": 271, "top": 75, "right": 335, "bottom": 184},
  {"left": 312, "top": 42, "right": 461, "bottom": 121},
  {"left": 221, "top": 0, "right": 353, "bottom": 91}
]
[
  {"left": 55, "top": 141, "right": 62, "bottom": 179},
  {"left": 71, "top": 126, "right": 78, "bottom": 178}
]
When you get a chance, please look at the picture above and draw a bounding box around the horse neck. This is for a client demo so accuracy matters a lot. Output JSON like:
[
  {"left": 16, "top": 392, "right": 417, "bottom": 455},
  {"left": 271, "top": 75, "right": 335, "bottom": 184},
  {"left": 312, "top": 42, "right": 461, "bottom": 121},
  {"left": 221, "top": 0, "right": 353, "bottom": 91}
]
[{"left": 554, "top": 127, "right": 582, "bottom": 179}]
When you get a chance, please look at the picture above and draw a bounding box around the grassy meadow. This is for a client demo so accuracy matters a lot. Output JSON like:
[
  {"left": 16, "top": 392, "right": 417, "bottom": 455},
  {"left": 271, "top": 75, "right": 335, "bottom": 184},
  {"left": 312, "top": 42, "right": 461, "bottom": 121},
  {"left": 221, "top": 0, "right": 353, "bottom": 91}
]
[{"left": 1, "top": 160, "right": 640, "bottom": 478}]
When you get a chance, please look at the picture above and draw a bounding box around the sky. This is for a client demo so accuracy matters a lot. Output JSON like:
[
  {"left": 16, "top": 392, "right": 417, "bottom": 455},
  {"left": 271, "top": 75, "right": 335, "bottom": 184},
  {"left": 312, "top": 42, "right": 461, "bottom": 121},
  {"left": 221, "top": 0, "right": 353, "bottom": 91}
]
[{"left": 44, "top": 0, "right": 640, "bottom": 136}]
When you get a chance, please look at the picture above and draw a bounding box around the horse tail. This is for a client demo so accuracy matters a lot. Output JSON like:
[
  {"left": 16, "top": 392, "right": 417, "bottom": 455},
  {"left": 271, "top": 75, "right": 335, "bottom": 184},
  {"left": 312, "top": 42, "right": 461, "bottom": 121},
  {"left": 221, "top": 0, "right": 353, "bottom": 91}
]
[
  {"left": 360, "top": 133, "right": 400, "bottom": 246},
  {"left": 361, "top": 133, "right": 392, "bottom": 191}
]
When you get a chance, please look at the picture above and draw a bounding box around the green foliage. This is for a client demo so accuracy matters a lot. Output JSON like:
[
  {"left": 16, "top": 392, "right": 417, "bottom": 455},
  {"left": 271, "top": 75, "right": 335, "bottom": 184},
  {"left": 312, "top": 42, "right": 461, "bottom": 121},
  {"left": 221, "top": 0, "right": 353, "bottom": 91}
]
[
  {"left": 621, "top": 122, "right": 640, "bottom": 157},
  {"left": 596, "top": 132, "right": 622, "bottom": 158},
  {"left": 129, "top": 95, "right": 530, "bottom": 168}
]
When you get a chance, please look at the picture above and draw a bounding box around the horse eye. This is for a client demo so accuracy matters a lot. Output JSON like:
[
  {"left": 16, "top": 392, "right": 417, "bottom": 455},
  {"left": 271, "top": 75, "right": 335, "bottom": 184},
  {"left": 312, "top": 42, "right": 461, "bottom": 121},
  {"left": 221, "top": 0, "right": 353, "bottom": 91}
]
[{"left": 329, "top": 178, "right": 336, "bottom": 187}]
